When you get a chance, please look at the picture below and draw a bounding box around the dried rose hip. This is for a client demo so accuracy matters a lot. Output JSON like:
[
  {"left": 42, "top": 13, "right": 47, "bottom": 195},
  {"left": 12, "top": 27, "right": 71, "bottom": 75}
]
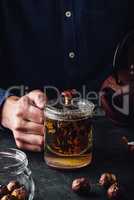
[
  {"left": 121, "top": 136, "right": 128, "bottom": 145},
  {"left": 1, "top": 195, "right": 17, "bottom": 200},
  {"left": 107, "top": 183, "right": 124, "bottom": 200},
  {"left": 99, "top": 173, "right": 117, "bottom": 188},
  {"left": 72, "top": 177, "right": 91, "bottom": 194},
  {"left": 11, "top": 186, "right": 27, "bottom": 200},
  {"left": 7, "top": 181, "right": 20, "bottom": 193},
  {"left": 0, "top": 185, "right": 9, "bottom": 198}
]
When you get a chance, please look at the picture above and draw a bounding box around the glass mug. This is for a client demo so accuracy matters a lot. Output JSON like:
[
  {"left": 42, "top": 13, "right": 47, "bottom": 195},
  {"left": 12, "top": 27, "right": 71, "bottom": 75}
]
[{"left": 44, "top": 97, "right": 95, "bottom": 169}]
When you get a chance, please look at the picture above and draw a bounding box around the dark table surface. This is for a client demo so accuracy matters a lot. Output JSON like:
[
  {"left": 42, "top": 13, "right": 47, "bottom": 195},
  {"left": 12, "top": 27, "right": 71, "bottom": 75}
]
[{"left": 0, "top": 117, "right": 134, "bottom": 200}]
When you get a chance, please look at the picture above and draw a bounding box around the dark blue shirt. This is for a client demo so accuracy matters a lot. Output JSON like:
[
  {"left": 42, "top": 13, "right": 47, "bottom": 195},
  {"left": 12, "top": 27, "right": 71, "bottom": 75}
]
[{"left": 0, "top": 0, "right": 133, "bottom": 101}]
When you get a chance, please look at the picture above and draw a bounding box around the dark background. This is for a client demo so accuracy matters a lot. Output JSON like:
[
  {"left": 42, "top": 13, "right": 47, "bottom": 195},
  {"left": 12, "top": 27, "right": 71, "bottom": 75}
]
[
  {"left": 1, "top": 0, "right": 134, "bottom": 92},
  {"left": 0, "top": 116, "right": 134, "bottom": 200}
]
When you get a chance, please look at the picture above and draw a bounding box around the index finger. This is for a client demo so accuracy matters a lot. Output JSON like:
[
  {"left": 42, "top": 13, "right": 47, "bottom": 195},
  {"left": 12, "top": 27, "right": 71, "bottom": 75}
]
[{"left": 24, "top": 104, "right": 45, "bottom": 124}]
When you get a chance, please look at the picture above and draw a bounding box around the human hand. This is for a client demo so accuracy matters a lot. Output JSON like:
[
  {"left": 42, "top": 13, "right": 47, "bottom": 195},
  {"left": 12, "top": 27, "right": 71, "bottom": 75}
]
[{"left": 1, "top": 90, "right": 46, "bottom": 152}]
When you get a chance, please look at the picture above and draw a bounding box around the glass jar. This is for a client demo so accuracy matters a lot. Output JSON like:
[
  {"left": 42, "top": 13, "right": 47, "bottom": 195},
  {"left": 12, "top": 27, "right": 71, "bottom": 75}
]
[
  {"left": 44, "top": 97, "right": 95, "bottom": 169},
  {"left": 0, "top": 148, "right": 35, "bottom": 200}
]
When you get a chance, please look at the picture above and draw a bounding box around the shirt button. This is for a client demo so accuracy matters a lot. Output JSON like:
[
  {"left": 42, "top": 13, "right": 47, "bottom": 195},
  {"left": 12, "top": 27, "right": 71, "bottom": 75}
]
[
  {"left": 69, "top": 52, "right": 75, "bottom": 59},
  {"left": 65, "top": 11, "right": 72, "bottom": 18}
]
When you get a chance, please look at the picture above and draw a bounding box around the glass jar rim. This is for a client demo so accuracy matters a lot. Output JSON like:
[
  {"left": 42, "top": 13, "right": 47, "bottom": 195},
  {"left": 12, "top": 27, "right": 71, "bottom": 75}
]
[
  {"left": 0, "top": 148, "right": 28, "bottom": 175},
  {"left": 45, "top": 99, "right": 95, "bottom": 121}
]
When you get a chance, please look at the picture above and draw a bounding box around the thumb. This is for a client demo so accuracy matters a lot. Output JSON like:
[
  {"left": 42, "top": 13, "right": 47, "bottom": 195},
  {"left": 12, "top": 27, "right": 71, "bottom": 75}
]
[{"left": 27, "top": 90, "right": 47, "bottom": 109}]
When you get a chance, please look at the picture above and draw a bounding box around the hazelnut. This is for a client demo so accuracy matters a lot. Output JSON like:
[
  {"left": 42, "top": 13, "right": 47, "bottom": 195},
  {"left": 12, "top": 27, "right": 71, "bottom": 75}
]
[
  {"left": 1, "top": 195, "right": 17, "bottom": 200},
  {"left": 0, "top": 185, "right": 9, "bottom": 198},
  {"left": 11, "top": 187, "right": 27, "bottom": 200},
  {"left": 72, "top": 177, "right": 91, "bottom": 194},
  {"left": 99, "top": 173, "right": 117, "bottom": 188},
  {"left": 7, "top": 181, "right": 20, "bottom": 193},
  {"left": 107, "top": 183, "right": 124, "bottom": 199}
]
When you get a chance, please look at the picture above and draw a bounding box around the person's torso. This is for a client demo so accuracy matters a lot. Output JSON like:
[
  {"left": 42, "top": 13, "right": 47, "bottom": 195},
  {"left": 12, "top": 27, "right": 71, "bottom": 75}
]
[{"left": 0, "top": 0, "right": 133, "bottom": 92}]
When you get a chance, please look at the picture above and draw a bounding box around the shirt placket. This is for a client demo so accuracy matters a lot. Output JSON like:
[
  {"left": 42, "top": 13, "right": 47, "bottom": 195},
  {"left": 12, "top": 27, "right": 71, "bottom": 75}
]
[{"left": 61, "top": 0, "right": 78, "bottom": 86}]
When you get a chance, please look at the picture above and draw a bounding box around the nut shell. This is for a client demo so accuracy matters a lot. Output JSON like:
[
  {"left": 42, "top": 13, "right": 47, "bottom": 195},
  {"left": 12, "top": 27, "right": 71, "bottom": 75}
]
[
  {"left": 72, "top": 177, "right": 91, "bottom": 194},
  {"left": 11, "top": 187, "right": 27, "bottom": 200},
  {"left": 99, "top": 173, "right": 117, "bottom": 188},
  {"left": 7, "top": 181, "right": 20, "bottom": 193}
]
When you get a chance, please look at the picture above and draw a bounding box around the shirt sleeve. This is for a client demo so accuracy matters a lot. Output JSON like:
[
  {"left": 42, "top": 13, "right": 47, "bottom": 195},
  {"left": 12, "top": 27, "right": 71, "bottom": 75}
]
[
  {"left": 0, "top": 88, "right": 11, "bottom": 106},
  {"left": 0, "top": 88, "right": 12, "bottom": 129}
]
